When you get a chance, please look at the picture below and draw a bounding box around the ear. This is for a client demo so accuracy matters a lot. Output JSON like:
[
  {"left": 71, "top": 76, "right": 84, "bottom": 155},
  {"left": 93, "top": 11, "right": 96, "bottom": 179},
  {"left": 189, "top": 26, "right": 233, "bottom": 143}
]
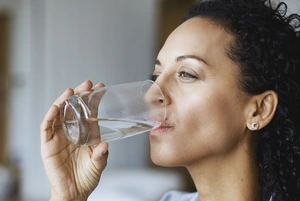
[{"left": 245, "top": 90, "right": 278, "bottom": 131}]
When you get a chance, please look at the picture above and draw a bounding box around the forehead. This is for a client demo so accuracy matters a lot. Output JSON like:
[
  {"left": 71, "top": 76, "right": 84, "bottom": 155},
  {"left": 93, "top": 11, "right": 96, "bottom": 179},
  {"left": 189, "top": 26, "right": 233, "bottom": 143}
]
[{"left": 158, "top": 17, "right": 234, "bottom": 64}]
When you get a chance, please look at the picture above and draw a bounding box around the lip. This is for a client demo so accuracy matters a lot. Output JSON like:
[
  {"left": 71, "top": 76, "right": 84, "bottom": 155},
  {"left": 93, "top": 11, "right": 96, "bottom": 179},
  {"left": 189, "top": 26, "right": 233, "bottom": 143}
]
[{"left": 150, "top": 120, "right": 173, "bottom": 136}]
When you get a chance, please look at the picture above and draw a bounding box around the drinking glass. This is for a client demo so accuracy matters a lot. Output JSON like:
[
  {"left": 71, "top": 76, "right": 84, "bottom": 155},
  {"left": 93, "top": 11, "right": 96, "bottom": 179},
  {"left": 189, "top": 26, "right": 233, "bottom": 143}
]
[{"left": 60, "top": 80, "right": 166, "bottom": 146}]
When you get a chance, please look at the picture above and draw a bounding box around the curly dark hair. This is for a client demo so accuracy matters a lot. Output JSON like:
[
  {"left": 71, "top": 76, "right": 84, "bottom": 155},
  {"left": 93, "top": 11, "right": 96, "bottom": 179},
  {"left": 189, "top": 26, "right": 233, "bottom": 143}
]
[{"left": 182, "top": 0, "right": 300, "bottom": 200}]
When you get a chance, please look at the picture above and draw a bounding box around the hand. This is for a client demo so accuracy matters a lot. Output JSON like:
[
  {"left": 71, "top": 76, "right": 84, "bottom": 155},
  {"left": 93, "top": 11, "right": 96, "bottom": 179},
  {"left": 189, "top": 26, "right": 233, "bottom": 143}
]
[{"left": 40, "top": 80, "right": 109, "bottom": 201}]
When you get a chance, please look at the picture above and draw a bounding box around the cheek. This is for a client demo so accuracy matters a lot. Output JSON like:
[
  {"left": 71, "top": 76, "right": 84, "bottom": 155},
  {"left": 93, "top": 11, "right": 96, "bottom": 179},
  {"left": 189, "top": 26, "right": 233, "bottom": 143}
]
[{"left": 181, "top": 93, "right": 245, "bottom": 153}]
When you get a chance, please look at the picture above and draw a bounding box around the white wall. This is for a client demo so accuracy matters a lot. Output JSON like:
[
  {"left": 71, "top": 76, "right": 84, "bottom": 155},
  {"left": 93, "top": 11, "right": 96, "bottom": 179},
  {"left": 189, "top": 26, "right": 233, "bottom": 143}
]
[{"left": 286, "top": 0, "right": 300, "bottom": 13}]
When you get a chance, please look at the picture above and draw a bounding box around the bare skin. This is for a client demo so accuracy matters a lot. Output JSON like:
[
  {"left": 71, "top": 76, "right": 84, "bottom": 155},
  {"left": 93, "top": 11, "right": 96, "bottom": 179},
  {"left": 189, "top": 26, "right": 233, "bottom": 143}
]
[{"left": 40, "top": 80, "right": 109, "bottom": 201}]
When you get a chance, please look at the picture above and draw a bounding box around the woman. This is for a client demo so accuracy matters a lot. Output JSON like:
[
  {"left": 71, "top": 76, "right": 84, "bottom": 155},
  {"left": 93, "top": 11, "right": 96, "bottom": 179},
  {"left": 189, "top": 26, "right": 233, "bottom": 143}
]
[{"left": 40, "top": 0, "right": 300, "bottom": 200}]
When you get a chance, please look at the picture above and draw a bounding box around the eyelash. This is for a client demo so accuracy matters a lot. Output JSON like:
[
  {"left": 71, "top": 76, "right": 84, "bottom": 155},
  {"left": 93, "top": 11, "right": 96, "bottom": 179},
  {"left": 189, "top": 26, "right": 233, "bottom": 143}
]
[
  {"left": 149, "top": 71, "right": 197, "bottom": 82},
  {"left": 177, "top": 71, "right": 197, "bottom": 79}
]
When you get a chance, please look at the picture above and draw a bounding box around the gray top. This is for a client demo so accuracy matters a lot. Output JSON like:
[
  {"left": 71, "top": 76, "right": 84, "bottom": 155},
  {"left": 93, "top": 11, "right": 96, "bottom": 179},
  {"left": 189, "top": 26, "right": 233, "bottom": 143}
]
[
  {"left": 159, "top": 191, "right": 274, "bottom": 201},
  {"left": 159, "top": 191, "right": 198, "bottom": 201}
]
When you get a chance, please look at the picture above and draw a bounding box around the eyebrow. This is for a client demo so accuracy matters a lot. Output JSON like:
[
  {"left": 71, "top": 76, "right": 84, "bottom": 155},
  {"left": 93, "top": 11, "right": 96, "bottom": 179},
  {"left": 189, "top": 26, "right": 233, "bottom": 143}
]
[{"left": 155, "top": 55, "right": 207, "bottom": 66}]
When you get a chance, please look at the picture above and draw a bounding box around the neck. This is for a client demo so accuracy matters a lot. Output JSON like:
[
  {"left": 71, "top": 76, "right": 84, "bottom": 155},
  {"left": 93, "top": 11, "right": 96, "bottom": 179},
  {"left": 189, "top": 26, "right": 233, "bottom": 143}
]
[{"left": 186, "top": 143, "right": 259, "bottom": 201}]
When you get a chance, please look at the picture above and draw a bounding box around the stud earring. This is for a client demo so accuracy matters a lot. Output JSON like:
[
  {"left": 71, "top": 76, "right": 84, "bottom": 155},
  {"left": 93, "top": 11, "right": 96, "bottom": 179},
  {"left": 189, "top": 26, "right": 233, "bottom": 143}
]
[{"left": 251, "top": 122, "right": 259, "bottom": 130}]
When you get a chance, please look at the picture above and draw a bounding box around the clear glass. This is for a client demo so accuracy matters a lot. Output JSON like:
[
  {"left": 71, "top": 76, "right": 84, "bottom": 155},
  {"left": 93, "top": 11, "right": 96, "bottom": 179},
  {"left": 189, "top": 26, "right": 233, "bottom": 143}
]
[{"left": 60, "top": 80, "right": 166, "bottom": 146}]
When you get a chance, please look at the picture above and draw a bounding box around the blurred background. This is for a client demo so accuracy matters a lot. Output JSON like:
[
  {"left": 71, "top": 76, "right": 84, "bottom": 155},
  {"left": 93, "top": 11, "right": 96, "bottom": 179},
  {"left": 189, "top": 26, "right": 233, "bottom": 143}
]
[{"left": 0, "top": 0, "right": 299, "bottom": 200}]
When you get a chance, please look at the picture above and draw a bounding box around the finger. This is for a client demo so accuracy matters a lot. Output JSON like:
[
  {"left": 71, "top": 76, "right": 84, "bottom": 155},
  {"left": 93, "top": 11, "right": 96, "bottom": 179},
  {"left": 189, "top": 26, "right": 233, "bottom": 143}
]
[
  {"left": 41, "top": 88, "right": 74, "bottom": 144},
  {"left": 40, "top": 104, "right": 60, "bottom": 143},
  {"left": 91, "top": 142, "right": 109, "bottom": 172},
  {"left": 90, "top": 82, "right": 105, "bottom": 113},
  {"left": 92, "top": 82, "right": 105, "bottom": 89},
  {"left": 74, "top": 80, "right": 93, "bottom": 94},
  {"left": 53, "top": 88, "right": 74, "bottom": 107},
  {"left": 52, "top": 80, "right": 92, "bottom": 107}
]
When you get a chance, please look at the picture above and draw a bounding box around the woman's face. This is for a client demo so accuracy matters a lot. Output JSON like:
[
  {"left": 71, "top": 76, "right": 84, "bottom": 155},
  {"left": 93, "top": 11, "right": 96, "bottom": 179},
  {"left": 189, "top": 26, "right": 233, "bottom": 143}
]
[{"left": 149, "top": 17, "right": 253, "bottom": 167}]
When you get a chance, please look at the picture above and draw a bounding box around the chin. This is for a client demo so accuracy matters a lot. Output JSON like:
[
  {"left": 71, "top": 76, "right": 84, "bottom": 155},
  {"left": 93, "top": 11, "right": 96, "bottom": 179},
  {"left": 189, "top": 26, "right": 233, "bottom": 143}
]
[
  {"left": 149, "top": 148, "right": 182, "bottom": 167},
  {"left": 151, "top": 158, "right": 174, "bottom": 167}
]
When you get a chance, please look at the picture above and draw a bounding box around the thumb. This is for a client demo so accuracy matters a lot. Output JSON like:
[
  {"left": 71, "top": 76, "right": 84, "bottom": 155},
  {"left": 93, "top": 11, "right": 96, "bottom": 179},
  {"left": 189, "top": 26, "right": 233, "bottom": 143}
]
[{"left": 91, "top": 142, "right": 109, "bottom": 172}]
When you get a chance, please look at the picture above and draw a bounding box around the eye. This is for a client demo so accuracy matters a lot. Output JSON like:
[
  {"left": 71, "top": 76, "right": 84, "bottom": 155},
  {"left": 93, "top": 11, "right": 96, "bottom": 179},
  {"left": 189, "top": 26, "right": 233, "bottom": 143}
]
[
  {"left": 177, "top": 71, "right": 197, "bottom": 79},
  {"left": 149, "top": 74, "right": 159, "bottom": 81}
]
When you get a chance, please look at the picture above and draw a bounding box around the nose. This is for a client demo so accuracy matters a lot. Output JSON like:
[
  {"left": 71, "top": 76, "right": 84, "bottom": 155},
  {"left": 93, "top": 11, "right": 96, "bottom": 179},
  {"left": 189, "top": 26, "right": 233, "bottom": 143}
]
[
  {"left": 144, "top": 82, "right": 165, "bottom": 107},
  {"left": 143, "top": 80, "right": 167, "bottom": 121}
]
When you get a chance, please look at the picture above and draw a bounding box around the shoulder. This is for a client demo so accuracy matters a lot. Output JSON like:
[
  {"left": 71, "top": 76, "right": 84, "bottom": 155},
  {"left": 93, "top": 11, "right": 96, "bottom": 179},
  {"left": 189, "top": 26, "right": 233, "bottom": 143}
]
[{"left": 159, "top": 191, "right": 198, "bottom": 201}]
